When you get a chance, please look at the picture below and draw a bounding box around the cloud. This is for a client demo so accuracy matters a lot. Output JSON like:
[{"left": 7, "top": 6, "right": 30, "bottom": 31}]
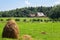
[
  {"left": 25, "top": 0, "right": 31, "bottom": 6},
  {"left": 54, "top": 0, "right": 60, "bottom": 5}
]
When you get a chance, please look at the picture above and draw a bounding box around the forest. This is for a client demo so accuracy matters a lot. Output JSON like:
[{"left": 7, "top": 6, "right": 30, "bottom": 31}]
[{"left": 0, "top": 5, "right": 60, "bottom": 19}]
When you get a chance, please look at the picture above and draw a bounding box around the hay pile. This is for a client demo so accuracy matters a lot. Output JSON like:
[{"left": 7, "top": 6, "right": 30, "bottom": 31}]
[
  {"left": 2, "top": 19, "right": 19, "bottom": 39},
  {"left": 22, "top": 35, "right": 33, "bottom": 40}
]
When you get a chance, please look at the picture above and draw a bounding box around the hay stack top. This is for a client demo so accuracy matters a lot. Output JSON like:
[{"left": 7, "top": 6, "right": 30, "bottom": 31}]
[
  {"left": 6, "top": 19, "right": 18, "bottom": 28},
  {"left": 7, "top": 19, "right": 17, "bottom": 25}
]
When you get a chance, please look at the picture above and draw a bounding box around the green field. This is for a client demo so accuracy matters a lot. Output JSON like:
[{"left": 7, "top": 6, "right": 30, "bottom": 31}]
[{"left": 0, "top": 18, "right": 60, "bottom": 40}]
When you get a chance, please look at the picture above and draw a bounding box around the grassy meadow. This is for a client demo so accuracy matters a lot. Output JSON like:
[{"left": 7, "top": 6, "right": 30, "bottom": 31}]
[{"left": 0, "top": 17, "right": 60, "bottom": 40}]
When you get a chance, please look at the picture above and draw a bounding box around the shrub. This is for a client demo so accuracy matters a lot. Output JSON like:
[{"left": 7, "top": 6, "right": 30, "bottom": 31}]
[
  {"left": 23, "top": 19, "right": 27, "bottom": 22},
  {"left": 15, "top": 19, "right": 20, "bottom": 21},
  {"left": 40, "top": 19, "right": 43, "bottom": 22},
  {"left": 0, "top": 19, "right": 3, "bottom": 21},
  {"left": 31, "top": 19, "right": 36, "bottom": 22},
  {"left": 6, "top": 19, "right": 11, "bottom": 21},
  {"left": 36, "top": 19, "right": 40, "bottom": 22},
  {"left": 44, "top": 20, "right": 48, "bottom": 22}
]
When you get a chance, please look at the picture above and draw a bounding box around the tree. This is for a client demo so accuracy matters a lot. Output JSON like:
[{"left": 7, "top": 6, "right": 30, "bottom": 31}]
[{"left": 48, "top": 5, "right": 60, "bottom": 19}]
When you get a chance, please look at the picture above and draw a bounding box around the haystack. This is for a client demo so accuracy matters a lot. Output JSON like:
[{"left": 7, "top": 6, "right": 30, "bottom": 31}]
[
  {"left": 2, "top": 19, "right": 19, "bottom": 39},
  {"left": 22, "top": 35, "right": 33, "bottom": 40}
]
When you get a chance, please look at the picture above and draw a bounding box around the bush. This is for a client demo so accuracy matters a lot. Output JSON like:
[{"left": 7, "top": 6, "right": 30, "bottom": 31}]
[
  {"left": 31, "top": 19, "right": 43, "bottom": 22},
  {"left": 15, "top": 19, "right": 20, "bottom": 21},
  {"left": 23, "top": 19, "right": 27, "bottom": 22},
  {"left": 36, "top": 19, "right": 40, "bottom": 22},
  {"left": 40, "top": 19, "right": 43, "bottom": 22},
  {"left": 0, "top": 19, "right": 3, "bottom": 21},
  {"left": 31, "top": 19, "right": 36, "bottom": 22},
  {"left": 44, "top": 20, "right": 48, "bottom": 22},
  {"left": 6, "top": 19, "right": 11, "bottom": 21}
]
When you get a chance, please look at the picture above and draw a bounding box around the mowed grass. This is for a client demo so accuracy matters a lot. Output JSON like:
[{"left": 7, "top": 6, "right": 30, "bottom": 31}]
[{"left": 0, "top": 18, "right": 60, "bottom": 40}]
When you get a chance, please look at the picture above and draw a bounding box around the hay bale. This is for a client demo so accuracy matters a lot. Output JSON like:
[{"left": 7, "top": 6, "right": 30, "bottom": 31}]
[
  {"left": 22, "top": 35, "right": 33, "bottom": 40},
  {"left": 2, "top": 19, "right": 19, "bottom": 39},
  {"left": 41, "top": 31, "right": 47, "bottom": 35}
]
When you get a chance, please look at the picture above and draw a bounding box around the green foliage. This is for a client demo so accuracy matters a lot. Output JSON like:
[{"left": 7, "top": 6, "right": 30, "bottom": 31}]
[
  {"left": 15, "top": 19, "right": 20, "bottom": 21},
  {"left": 0, "top": 5, "right": 60, "bottom": 20},
  {"left": 48, "top": 5, "right": 60, "bottom": 19},
  {"left": 0, "top": 7, "right": 51, "bottom": 17}
]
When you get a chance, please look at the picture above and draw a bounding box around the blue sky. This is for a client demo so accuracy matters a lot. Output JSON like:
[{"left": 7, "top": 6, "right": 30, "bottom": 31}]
[{"left": 0, "top": 0, "right": 60, "bottom": 11}]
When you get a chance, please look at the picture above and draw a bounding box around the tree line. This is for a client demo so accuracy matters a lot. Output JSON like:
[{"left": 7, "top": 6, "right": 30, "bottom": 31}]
[
  {"left": 0, "top": 6, "right": 52, "bottom": 17},
  {"left": 0, "top": 4, "right": 60, "bottom": 19}
]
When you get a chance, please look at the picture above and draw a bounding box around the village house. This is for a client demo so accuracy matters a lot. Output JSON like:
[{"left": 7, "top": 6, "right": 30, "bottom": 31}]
[
  {"left": 37, "top": 12, "right": 45, "bottom": 17},
  {"left": 30, "top": 12, "right": 45, "bottom": 17}
]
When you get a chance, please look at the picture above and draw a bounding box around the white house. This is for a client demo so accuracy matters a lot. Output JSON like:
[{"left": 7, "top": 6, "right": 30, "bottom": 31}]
[
  {"left": 37, "top": 12, "right": 45, "bottom": 17},
  {"left": 29, "top": 12, "right": 45, "bottom": 17}
]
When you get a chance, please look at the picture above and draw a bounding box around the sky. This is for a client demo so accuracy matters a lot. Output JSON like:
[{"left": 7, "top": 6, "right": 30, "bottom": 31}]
[{"left": 0, "top": 0, "right": 60, "bottom": 11}]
